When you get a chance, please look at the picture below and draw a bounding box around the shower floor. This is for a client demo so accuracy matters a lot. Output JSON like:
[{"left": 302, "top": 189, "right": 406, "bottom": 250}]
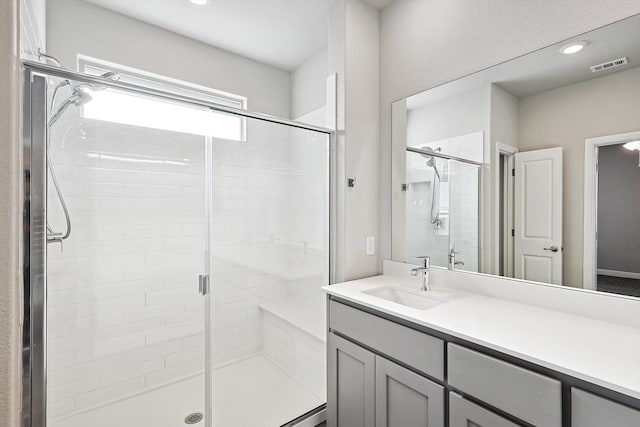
[{"left": 51, "top": 354, "right": 324, "bottom": 427}]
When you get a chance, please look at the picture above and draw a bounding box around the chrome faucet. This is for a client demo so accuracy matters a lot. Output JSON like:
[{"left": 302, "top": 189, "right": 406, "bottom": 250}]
[
  {"left": 448, "top": 246, "right": 458, "bottom": 271},
  {"left": 410, "top": 256, "right": 431, "bottom": 291}
]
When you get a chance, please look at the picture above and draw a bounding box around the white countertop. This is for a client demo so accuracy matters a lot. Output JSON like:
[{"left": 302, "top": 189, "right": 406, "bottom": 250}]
[{"left": 323, "top": 269, "right": 640, "bottom": 401}]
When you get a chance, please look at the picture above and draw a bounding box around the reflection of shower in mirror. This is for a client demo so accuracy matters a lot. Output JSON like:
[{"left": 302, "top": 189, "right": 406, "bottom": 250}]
[{"left": 419, "top": 146, "right": 444, "bottom": 227}]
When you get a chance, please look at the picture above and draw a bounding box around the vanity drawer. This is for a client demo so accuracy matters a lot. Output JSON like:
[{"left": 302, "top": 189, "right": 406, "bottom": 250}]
[
  {"left": 449, "top": 392, "right": 519, "bottom": 427},
  {"left": 329, "top": 300, "right": 444, "bottom": 380},
  {"left": 447, "top": 343, "right": 562, "bottom": 427},
  {"left": 571, "top": 388, "right": 640, "bottom": 427}
]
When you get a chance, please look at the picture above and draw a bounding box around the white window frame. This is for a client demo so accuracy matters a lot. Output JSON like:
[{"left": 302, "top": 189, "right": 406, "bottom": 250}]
[{"left": 78, "top": 54, "right": 247, "bottom": 141}]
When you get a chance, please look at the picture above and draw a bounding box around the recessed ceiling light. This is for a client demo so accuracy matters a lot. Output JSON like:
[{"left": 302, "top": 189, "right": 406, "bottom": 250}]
[
  {"left": 623, "top": 140, "right": 640, "bottom": 151},
  {"left": 189, "top": 0, "right": 208, "bottom": 5},
  {"left": 559, "top": 41, "right": 588, "bottom": 55},
  {"left": 623, "top": 140, "right": 640, "bottom": 167}
]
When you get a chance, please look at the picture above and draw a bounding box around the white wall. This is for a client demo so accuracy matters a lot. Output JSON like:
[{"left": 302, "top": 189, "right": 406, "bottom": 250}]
[
  {"left": 379, "top": 0, "right": 640, "bottom": 271},
  {"left": 0, "top": 0, "right": 22, "bottom": 425},
  {"left": 47, "top": 0, "right": 291, "bottom": 118},
  {"left": 488, "top": 83, "right": 519, "bottom": 273},
  {"left": 490, "top": 84, "right": 519, "bottom": 150},
  {"left": 518, "top": 66, "right": 640, "bottom": 287},
  {"left": 291, "top": 47, "right": 328, "bottom": 120},
  {"left": 406, "top": 85, "right": 490, "bottom": 149}
]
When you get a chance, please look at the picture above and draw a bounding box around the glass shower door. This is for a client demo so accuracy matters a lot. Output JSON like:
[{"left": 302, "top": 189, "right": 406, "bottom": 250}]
[
  {"left": 208, "top": 115, "right": 330, "bottom": 426},
  {"left": 43, "top": 75, "right": 212, "bottom": 427},
  {"left": 448, "top": 159, "right": 482, "bottom": 272}
]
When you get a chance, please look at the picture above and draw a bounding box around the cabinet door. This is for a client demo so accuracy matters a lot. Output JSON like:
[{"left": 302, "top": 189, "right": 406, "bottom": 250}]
[
  {"left": 327, "top": 333, "right": 375, "bottom": 427},
  {"left": 572, "top": 388, "right": 640, "bottom": 427},
  {"left": 375, "top": 355, "right": 444, "bottom": 427},
  {"left": 449, "top": 392, "right": 519, "bottom": 427}
]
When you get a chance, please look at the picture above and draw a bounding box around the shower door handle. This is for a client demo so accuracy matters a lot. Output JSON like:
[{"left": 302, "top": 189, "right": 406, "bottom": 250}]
[{"left": 198, "top": 274, "right": 210, "bottom": 295}]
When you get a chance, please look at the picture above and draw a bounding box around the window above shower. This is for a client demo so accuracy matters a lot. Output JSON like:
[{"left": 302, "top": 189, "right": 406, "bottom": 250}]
[{"left": 79, "top": 56, "right": 247, "bottom": 141}]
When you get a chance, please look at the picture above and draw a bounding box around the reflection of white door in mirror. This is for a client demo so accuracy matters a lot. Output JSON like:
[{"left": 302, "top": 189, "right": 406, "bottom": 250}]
[{"left": 513, "top": 147, "right": 563, "bottom": 284}]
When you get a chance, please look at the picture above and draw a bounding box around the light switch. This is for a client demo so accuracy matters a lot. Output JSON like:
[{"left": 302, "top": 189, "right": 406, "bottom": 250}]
[{"left": 366, "top": 236, "right": 375, "bottom": 256}]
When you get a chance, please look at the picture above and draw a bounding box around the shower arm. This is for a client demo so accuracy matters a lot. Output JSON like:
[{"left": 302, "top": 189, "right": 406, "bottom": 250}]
[{"left": 38, "top": 49, "right": 64, "bottom": 68}]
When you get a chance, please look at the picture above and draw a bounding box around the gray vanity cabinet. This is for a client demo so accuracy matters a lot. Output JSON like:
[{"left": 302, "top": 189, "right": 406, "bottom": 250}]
[
  {"left": 571, "top": 388, "right": 640, "bottom": 427},
  {"left": 375, "top": 356, "right": 444, "bottom": 427},
  {"left": 449, "top": 392, "right": 519, "bottom": 427},
  {"left": 327, "top": 333, "right": 375, "bottom": 427},
  {"left": 327, "top": 298, "right": 639, "bottom": 427},
  {"left": 328, "top": 332, "right": 444, "bottom": 427}
]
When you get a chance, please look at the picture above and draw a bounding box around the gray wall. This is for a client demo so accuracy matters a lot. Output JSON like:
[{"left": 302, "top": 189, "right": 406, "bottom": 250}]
[
  {"left": 47, "top": 0, "right": 291, "bottom": 118},
  {"left": 597, "top": 144, "right": 640, "bottom": 274},
  {"left": 518, "top": 66, "right": 640, "bottom": 287},
  {"left": 378, "top": 0, "right": 640, "bottom": 273},
  {"left": 327, "top": 0, "right": 380, "bottom": 282},
  {"left": 343, "top": 0, "right": 380, "bottom": 280},
  {"left": 0, "top": 0, "right": 22, "bottom": 425}
]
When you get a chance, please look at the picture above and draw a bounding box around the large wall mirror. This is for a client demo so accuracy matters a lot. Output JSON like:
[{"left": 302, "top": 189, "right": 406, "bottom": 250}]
[{"left": 392, "top": 14, "right": 640, "bottom": 297}]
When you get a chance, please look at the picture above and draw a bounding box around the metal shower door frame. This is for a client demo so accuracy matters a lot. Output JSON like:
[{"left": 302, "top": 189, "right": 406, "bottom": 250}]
[
  {"left": 22, "top": 67, "right": 48, "bottom": 427},
  {"left": 21, "top": 62, "right": 336, "bottom": 427}
]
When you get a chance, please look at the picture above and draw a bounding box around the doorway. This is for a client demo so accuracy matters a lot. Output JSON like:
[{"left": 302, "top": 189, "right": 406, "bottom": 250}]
[
  {"left": 595, "top": 143, "right": 640, "bottom": 297},
  {"left": 498, "top": 145, "right": 564, "bottom": 284},
  {"left": 584, "top": 131, "right": 640, "bottom": 295}
]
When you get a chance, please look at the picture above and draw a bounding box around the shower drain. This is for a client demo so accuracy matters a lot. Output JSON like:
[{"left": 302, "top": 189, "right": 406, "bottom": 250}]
[{"left": 184, "top": 412, "right": 204, "bottom": 425}]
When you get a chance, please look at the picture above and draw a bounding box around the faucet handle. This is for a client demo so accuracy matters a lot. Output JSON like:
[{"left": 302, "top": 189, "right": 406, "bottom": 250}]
[{"left": 415, "top": 256, "right": 431, "bottom": 268}]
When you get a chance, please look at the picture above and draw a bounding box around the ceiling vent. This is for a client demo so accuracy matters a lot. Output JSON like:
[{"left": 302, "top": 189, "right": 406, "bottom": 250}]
[{"left": 590, "top": 57, "right": 628, "bottom": 73}]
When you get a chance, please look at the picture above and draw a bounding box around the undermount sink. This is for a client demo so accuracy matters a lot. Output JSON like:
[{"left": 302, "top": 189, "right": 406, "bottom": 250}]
[{"left": 362, "top": 286, "right": 446, "bottom": 310}]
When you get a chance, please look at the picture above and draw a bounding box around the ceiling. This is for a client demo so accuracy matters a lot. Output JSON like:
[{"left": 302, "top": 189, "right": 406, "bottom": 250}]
[
  {"left": 82, "top": 0, "right": 333, "bottom": 71},
  {"left": 408, "top": 13, "right": 640, "bottom": 108}
]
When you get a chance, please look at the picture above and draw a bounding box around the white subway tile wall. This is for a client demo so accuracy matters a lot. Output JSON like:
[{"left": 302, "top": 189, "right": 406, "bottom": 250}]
[
  {"left": 46, "top": 92, "right": 329, "bottom": 420},
  {"left": 262, "top": 310, "right": 326, "bottom": 399}
]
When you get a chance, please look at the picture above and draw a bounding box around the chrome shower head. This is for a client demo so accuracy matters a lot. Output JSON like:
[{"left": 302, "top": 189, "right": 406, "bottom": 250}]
[
  {"left": 48, "top": 88, "right": 93, "bottom": 127},
  {"left": 47, "top": 70, "right": 120, "bottom": 128},
  {"left": 420, "top": 146, "right": 442, "bottom": 178},
  {"left": 420, "top": 146, "right": 441, "bottom": 157}
]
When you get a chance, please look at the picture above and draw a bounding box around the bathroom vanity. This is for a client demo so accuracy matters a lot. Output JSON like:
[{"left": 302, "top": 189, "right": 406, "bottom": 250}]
[{"left": 323, "top": 262, "right": 640, "bottom": 427}]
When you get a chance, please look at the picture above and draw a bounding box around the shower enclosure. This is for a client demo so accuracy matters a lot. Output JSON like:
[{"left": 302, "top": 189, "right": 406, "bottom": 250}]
[
  {"left": 22, "top": 62, "right": 332, "bottom": 427},
  {"left": 404, "top": 146, "right": 482, "bottom": 272}
]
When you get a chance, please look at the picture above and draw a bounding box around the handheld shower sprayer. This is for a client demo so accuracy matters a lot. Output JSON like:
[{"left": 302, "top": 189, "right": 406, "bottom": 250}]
[
  {"left": 44, "top": 56, "right": 121, "bottom": 247},
  {"left": 420, "top": 146, "right": 443, "bottom": 227},
  {"left": 48, "top": 70, "right": 120, "bottom": 126}
]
